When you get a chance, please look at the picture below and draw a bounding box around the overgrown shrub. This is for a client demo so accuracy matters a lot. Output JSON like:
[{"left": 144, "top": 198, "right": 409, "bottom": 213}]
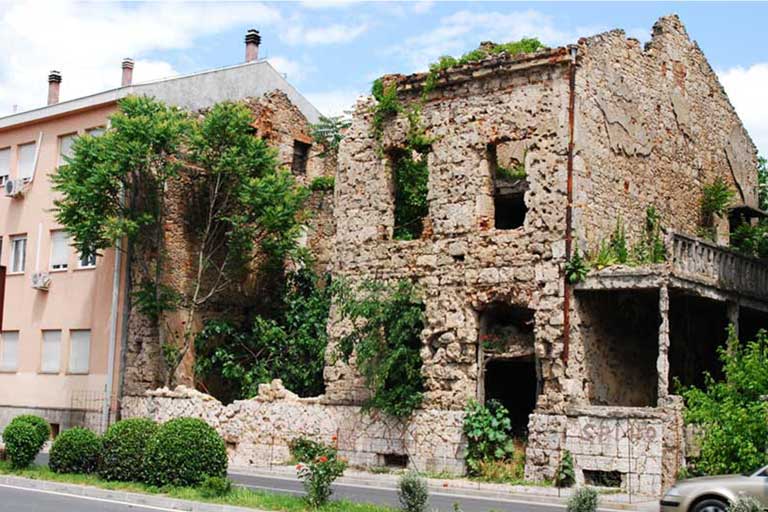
[
  {"left": 462, "top": 400, "right": 514, "bottom": 475},
  {"left": 337, "top": 279, "right": 425, "bottom": 417},
  {"left": 2, "top": 416, "right": 49, "bottom": 469},
  {"left": 729, "top": 496, "right": 761, "bottom": 512},
  {"left": 565, "top": 249, "right": 589, "bottom": 284},
  {"left": 296, "top": 455, "right": 347, "bottom": 508},
  {"left": 398, "top": 471, "right": 429, "bottom": 512},
  {"left": 309, "top": 176, "right": 335, "bottom": 192},
  {"left": 289, "top": 437, "right": 337, "bottom": 464},
  {"left": 99, "top": 418, "right": 158, "bottom": 481},
  {"left": 681, "top": 326, "right": 768, "bottom": 475},
  {"left": 199, "top": 475, "right": 233, "bottom": 498},
  {"left": 144, "top": 418, "right": 227, "bottom": 487},
  {"left": 49, "top": 427, "right": 102, "bottom": 474},
  {"left": 475, "top": 457, "right": 525, "bottom": 483},
  {"left": 730, "top": 220, "right": 768, "bottom": 259},
  {"left": 567, "top": 487, "right": 598, "bottom": 512}
]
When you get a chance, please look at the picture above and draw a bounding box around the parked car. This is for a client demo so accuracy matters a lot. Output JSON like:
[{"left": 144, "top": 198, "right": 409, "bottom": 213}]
[{"left": 660, "top": 465, "right": 768, "bottom": 512}]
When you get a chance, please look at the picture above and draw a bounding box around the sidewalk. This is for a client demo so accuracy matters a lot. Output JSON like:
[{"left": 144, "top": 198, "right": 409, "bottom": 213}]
[{"left": 230, "top": 463, "right": 660, "bottom": 511}]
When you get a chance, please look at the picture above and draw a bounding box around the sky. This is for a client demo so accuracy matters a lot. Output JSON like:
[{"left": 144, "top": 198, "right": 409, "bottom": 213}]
[{"left": 1, "top": 1, "right": 766, "bottom": 155}]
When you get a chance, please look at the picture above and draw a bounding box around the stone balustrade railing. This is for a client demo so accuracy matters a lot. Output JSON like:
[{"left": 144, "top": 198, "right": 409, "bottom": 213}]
[{"left": 671, "top": 232, "right": 768, "bottom": 300}]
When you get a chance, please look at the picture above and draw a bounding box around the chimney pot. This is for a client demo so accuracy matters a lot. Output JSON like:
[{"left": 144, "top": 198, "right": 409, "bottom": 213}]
[
  {"left": 245, "top": 29, "right": 261, "bottom": 62},
  {"left": 122, "top": 58, "right": 135, "bottom": 86},
  {"left": 47, "top": 70, "right": 61, "bottom": 105}
]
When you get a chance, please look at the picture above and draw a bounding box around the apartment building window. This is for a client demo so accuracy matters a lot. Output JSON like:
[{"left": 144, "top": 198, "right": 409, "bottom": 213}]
[
  {"left": 58, "top": 133, "right": 77, "bottom": 166},
  {"left": 18, "top": 142, "right": 37, "bottom": 182},
  {"left": 50, "top": 231, "right": 70, "bottom": 270},
  {"left": 0, "top": 147, "right": 9, "bottom": 186},
  {"left": 78, "top": 251, "right": 96, "bottom": 269},
  {"left": 41, "top": 330, "right": 62, "bottom": 373},
  {"left": 86, "top": 127, "right": 105, "bottom": 137},
  {"left": 68, "top": 330, "right": 90, "bottom": 374},
  {"left": 10, "top": 235, "right": 27, "bottom": 273},
  {"left": 291, "top": 140, "right": 311, "bottom": 175},
  {"left": 0, "top": 332, "right": 19, "bottom": 372}
]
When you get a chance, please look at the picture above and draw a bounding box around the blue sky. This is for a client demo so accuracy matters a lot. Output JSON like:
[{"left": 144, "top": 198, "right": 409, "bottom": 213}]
[{"left": 1, "top": 2, "right": 766, "bottom": 153}]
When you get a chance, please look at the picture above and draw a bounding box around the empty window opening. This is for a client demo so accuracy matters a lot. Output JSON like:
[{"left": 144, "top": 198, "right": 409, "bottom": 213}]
[
  {"left": 380, "top": 453, "right": 408, "bottom": 468},
  {"left": 488, "top": 141, "right": 528, "bottom": 230},
  {"left": 584, "top": 470, "right": 623, "bottom": 488},
  {"left": 390, "top": 148, "right": 429, "bottom": 241},
  {"left": 739, "top": 306, "right": 768, "bottom": 346},
  {"left": 291, "top": 140, "right": 311, "bottom": 175},
  {"left": 578, "top": 290, "right": 659, "bottom": 407},
  {"left": 669, "top": 293, "right": 729, "bottom": 391},
  {"left": 479, "top": 302, "right": 535, "bottom": 356}
]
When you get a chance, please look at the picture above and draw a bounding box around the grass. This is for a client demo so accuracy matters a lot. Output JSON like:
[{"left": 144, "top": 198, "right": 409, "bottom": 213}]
[{"left": 0, "top": 460, "right": 393, "bottom": 512}]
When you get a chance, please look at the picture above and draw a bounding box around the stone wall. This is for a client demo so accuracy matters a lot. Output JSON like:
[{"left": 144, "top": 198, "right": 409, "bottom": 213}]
[
  {"left": 573, "top": 15, "right": 759, "bottom": 251},
  {"left": 122, "top": 381, "right": 465, "bottom": 474},
  {"left": 525, "top": 402, "right": 684, "bottom": 496},
  {"left": 329, "top": 49, "right": 573, "bottom": 412}
]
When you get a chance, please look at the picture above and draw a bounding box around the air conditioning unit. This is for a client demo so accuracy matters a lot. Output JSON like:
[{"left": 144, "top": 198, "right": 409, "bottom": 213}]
[
  {"left": 31, "top": 272, "right": 51, "bottom": 291},
  {"left": 4, "top": 178, "right": 25, "bottom": 198}
]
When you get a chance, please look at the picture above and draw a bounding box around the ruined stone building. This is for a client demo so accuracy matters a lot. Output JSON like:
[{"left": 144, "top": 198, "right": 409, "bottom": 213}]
[{"left": 121, "top": 15, "right": 767, "bottom": 498}]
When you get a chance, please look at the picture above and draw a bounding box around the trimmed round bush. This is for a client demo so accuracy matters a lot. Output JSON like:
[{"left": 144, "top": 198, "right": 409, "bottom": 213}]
[
  {"left": 3, "top": 416, "right": 48, "bottom": 469},
  {"left": 13, "top": 415, "right": 51, "bottom": 446},
  {"left": 99, "top": 418, "right": 158, "bottom": 482},
  {"left": 144, "top": 418, "right": 227, "bottom": 487},
  {"left": 49, "top": 427, "right": 102, "bottom": 474}
]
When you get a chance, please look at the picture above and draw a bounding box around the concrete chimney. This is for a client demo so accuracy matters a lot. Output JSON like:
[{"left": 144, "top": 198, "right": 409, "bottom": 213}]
[
  {"left": 245, "top": 29, "right": 261, "bottom": 62},
  {"left": 47, "top": 70, "right": 61, "bottom": 105},
  {"left": 121, "top": 58, "right": 134, "bottom": 86}
]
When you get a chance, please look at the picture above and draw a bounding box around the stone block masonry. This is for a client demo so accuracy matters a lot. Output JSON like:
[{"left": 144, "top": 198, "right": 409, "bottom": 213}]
[{"left": 122, "top": 381, "right": 466, "bottom": 474}]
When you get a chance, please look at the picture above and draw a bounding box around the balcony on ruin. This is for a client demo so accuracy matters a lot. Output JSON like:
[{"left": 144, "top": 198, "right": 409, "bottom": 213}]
[{"left": 577, "top": 231, "right": 768, "bottom": 307}]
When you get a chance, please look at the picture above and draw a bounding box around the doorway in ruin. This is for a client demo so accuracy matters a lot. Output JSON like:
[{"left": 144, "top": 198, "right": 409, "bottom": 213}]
[
  {"left": 739, "top": 306, "right": 768, "bottom": 345},
  {"left": 477, "top": 302, "right": 539, "bottom": 436}
]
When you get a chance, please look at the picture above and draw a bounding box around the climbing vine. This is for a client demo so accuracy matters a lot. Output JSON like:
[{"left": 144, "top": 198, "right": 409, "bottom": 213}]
[{"left": 337, "top": 279, "right": 426, "bottom": 418}]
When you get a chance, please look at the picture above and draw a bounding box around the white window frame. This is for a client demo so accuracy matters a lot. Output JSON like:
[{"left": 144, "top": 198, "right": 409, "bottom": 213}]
[
  {"left": 9, "top": 235, "right": 27, "bottom": 274},
  {"left": 68, "top": 330, "right": 91, "bottom": 374},
  {"left": 0, "top": 331, "right": 19, "bottom": 372},
  {"left": 58, "top": 133, "right": 77, "bottom": 166},
  {"left": 78, "top": 250, "right": 97, "bottom": 269},
  {"left": 41, "top": 330, "right": 62, "bottom": 374},
  {"left": 49, "top": 230, "right": 70, "bottom": 271},
  {"left": 0, "top": 147, "right": 10, "bottom": 187},
  {"left": 86, "top": 126, "right": 105, "bottom": 137}
]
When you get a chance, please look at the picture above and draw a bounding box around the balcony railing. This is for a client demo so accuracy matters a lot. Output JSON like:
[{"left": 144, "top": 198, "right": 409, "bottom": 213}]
[{"left": 671, "top": 233, "right": 768, "bottom": 300}]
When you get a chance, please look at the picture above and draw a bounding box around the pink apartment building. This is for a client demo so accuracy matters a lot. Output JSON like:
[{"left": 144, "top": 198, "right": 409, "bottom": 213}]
[{"left": 0, "top": 31, "right": 321, "bottom": 434}]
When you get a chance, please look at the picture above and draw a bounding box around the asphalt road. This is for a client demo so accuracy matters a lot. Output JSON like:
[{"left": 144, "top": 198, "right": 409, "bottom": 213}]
[{"left": 20, "top": 454, "right": 637, "bottom": 512}]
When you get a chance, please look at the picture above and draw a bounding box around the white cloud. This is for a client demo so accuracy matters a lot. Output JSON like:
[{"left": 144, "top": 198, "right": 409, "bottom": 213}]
[
  {"left": 719, "top": 63, "right": 768, "bottom": 156},
  {"left": 0, "top": 1, "right": 280, "bottom": 115},
  {"left": 388, "top": 9, "right": 604, "bottom": 72},
  {"left": 281, "top": 22, "right": 369, "bottom": 46},
  {"left": 267, "top": 56, "right": 315, "bottom": 83},
  {"left": 306, "top": 89, "right": 364, "bottom": 117}
]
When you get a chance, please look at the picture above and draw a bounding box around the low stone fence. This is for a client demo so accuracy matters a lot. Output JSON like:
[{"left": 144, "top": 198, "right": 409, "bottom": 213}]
[
  {"left": 525, "top": 402, "right": 684, "bottom": 497},
  {"left": 121, "top": 380, "right": 466, "bottom": 474}
]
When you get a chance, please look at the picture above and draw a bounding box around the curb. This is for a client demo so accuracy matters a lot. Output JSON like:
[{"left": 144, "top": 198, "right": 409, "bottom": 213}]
[
  {"left": 229, "top": 467, "right": 657, "bottom": 511},
  {"left": 0, "top": 474, "right": 262, "bottom": 512}
]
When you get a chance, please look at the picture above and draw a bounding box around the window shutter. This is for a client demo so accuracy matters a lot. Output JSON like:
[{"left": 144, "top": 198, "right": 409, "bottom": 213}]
[
  {"left": 41, "top": 330, "right": 61, "bottom": 373},
  {"left": 58, "top": 134, "right": 76, "bottom": 166},
  {"left": 50, "top": 231, "right": 69, "bottom": 269},
  {"left": 18, "top": 142, "right": 36, "bottom": 181},
  {"left": 68, "top": 330, "right": 90, "bottom": 373},
  {"left": 0, "top": 332, "right": 19, "bottom": 371},
  {"left": 0, "top": 148, "right": 9, "bottom": 179}
]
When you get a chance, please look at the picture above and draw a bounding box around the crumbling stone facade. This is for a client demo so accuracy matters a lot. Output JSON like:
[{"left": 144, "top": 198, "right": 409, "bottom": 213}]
[{"left": 123, "top": 16, "right": 768, "bottom": 497}]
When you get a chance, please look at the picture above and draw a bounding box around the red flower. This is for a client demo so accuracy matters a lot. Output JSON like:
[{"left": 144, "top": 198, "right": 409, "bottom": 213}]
[
  {"left": 318, "top": 456, "right": 328, "bottom": 463},
  {"left": 296, "top": 464, "right": 302, "bottom": 469},
  {"left": 331, "top": 435, "right": 338, "bottom": 441}
]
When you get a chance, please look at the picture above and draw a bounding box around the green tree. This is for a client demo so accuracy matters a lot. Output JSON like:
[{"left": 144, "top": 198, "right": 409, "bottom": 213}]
[
  {"left": 53, "top": 96, "right": 308, "bottom": 386},
  {"left": 681, "top": 326, "right": 768, "bottom": 475},
  {"left": 758, "top": 156, "right": 767, "bottom": 211},
  {"left": 337, "top": 279, "right": 425, "bottom": 417}
]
